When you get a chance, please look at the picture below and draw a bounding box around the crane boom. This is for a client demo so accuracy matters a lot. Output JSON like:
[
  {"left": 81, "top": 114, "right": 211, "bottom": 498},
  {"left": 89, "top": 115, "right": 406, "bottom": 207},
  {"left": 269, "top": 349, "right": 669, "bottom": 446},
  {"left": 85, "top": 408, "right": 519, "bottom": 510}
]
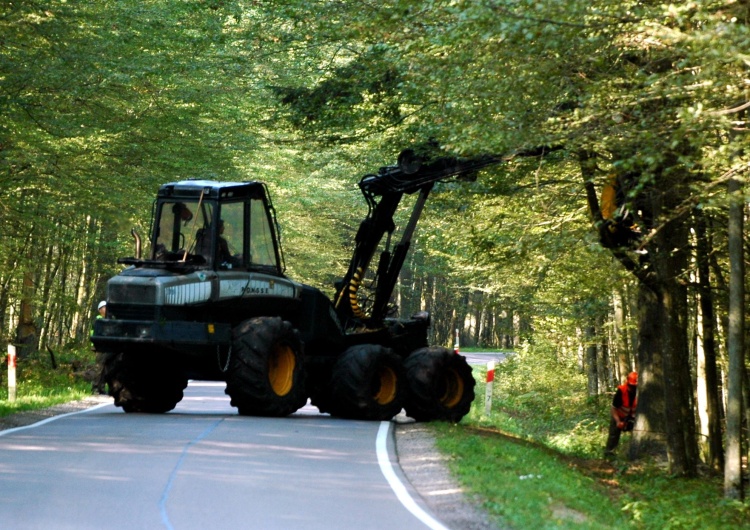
[
  {"left": 333, "top": 146, "right": 560, "bottom": 330},
  {"left": 334, "top": 150, "right": 501, "bottom": 329}
]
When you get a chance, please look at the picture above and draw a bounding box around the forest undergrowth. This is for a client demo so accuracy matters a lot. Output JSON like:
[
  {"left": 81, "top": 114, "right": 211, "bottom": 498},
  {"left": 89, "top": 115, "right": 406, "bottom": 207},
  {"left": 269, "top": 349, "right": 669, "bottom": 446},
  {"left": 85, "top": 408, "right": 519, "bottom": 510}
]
[
  {"left": 432, "top": 347, "right": 750, "bottom": 529},
  {"left": 0, "top": 347, "right": 92, "bottom": 416}
]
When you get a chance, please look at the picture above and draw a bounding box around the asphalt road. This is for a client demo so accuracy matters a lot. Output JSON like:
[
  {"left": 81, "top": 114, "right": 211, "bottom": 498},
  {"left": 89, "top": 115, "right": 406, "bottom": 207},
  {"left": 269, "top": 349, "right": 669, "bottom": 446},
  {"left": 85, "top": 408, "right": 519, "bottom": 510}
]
[
  {"left": 0, "top": 382, "right": 450, "bottom": 530},
  {"left": 461, "top": 351, "right": 510, "bottom": 366}
]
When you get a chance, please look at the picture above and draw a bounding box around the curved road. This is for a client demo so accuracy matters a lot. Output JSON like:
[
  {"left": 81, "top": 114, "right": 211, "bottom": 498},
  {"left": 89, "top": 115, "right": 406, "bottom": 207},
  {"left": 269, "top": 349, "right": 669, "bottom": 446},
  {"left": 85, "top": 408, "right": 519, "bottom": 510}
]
[
  {"left": 462, "top": 351, "right": 510, "bottom": 366},
  {"left": 0, "top": 382, "right": 449, "bottom": 530}
]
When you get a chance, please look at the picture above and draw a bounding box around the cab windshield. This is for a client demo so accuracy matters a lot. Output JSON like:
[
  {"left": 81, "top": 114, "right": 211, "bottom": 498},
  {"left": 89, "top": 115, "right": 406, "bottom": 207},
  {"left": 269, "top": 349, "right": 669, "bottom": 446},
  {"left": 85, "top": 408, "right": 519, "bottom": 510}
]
[
  {"left": 152, "top": 200, "right": 214, "bottom": 266},
  {"left": 150, "top": 197, "right": 280, "bottom": 272}
]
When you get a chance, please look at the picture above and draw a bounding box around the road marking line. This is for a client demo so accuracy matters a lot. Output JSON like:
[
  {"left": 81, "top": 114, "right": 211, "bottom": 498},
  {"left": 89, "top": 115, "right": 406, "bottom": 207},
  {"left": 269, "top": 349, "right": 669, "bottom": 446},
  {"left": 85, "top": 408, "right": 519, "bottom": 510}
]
[
  {"left": 0, "top": 402, "right": 111, "bottom": 437},
  {"left": 159, "top": 417, "right": 224, "bottom": 530},
  {"left": 376, "top": 421, "right": 451, "bottom": 530}
]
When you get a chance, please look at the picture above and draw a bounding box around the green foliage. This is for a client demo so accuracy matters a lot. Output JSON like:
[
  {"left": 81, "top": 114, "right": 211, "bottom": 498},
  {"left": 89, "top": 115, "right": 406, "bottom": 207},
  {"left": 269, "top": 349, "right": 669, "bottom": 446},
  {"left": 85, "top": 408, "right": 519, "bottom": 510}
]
[
  {"left": 0, "top": 347, "right": 93, "bottom": 416},
  {"left": 274, "top": 45, "right": 403, "bottom": 140},
  {"left": 435, "top": 418, "right": 750, "bottom": 529},
  {"left": 2, "top": 0, "right": 744, "bottom": 353},
  {"left": 0, "top": 0, "right": 278, "bottom": 346},
  {"left": 620, "top": 468, "right": 750, "bottom": 529},
  {"left": 468, "top": 349, "right": 608, "bottom": 459},
  {"left": 430, "top": 353, "right": 750, "bottom": 528},
  {"left": 434, "top": 422, "right": 627, "bottom": 529}
]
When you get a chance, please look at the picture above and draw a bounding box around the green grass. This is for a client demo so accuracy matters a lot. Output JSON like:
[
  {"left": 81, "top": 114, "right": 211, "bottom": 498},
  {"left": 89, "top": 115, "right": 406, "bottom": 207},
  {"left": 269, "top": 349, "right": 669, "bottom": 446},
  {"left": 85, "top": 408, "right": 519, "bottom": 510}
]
[
  {"left": 434, "top": 422, "right": 627, "bottom": 529},
  {"left": 0, "top": 346, "right": 94, "bottom": 417},
  {"left": 431, "top": 350, "right": 750, "bottom": 529}
]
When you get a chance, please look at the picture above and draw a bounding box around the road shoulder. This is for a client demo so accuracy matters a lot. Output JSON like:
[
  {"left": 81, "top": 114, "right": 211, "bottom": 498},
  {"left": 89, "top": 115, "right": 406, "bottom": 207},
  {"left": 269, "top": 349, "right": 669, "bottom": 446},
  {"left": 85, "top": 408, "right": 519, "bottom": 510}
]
[{"left": 394, "top": 422, "right": 500, "bottom": 530}]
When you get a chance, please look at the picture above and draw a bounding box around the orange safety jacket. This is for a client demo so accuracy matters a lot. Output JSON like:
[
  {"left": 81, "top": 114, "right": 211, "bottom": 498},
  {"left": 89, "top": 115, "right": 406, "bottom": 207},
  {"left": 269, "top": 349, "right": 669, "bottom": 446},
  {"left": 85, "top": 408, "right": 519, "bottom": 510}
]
[{"left": 614, "top": 383, "right": 637, "bottom": 420}]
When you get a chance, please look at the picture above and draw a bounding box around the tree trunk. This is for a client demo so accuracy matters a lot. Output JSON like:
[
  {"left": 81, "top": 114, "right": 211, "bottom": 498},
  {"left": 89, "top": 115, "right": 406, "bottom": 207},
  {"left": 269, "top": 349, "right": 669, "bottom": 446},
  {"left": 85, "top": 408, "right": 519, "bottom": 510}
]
[
  {"left": 585, "top": 324, "right": 598, "bottom": 396},
  {"left": 16, "top": 268, "right": 38, "bottom": 358},
  {"left": 694, "top": 212, "right": 724, "bottom": 470},
  {"left": 613, "top": 287, "right": 629, "bottom": 385},
  {"left": 658, "top": 279, "right": 696, "bottom": 475},
  {"left": 724, "top": 175, "right": 744, "bottom": 499},
  {"left": 505, "top": 309, "right": 514, "bottom": 349},
  {"left": 472, "top": 290, "right": 483, "bottom": 347},
  {"left": 576, "top": 327, "right": 585, "bottom": 373},
  {"left": 580, "top": 152, "right": 697, "bottom": 471},
  {"left": 630, "top": 284, "right": 668, "bottom": 459},
  {"left": 651, "top": 207, "right": 698, "bottom": 476},
  {"left": 598, "top": 314, "right": 609, "bottom": 392}
]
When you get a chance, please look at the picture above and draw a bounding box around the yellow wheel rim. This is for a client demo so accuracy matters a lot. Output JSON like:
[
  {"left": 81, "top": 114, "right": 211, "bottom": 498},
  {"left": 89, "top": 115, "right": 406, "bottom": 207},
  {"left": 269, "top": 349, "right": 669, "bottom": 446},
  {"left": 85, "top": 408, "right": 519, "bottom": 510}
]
[
  {"left": 440, "top": 368, "right": 464, "bottom": 408},
  {"left": 268, "top": 344, "right": 296, "bottom": 396},
  {"left": 374, "top": 366, "right": 398, "bottom": 405}
]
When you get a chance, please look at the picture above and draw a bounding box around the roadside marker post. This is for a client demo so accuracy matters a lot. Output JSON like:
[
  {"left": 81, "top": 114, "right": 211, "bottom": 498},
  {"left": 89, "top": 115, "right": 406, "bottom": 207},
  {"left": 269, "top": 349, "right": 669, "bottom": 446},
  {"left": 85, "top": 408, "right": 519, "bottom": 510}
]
[
  {"left": 453, "top": 328, "right": 460, "bottom": 354},
  {"left": 7, "top": 344, "right": 17, "bottom": 402},
  {"left": 484, "top": 361, "right": 495, "bottom": 416}
]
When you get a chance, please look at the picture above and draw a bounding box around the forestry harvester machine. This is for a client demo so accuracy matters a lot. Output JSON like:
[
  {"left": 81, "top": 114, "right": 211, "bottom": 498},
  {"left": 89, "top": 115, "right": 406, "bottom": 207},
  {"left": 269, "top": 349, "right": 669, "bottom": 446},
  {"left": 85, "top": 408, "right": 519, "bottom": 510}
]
[{"left": 91, "top": 149, "right": 503, "bottom": 421}]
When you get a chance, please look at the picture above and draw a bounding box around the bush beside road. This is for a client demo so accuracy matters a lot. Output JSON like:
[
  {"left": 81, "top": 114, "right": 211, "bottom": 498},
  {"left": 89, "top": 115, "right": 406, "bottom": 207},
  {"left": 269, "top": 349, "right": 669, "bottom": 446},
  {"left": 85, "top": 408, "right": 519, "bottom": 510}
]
[{"left": 432, "top": 354, "right": 750, "bottom": 529}]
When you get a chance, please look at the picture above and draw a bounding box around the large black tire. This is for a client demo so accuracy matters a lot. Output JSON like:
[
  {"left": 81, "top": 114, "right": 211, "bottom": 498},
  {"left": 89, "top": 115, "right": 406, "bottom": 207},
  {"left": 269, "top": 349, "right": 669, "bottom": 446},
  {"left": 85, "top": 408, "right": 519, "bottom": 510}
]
[
  {"left": 404, "top": 347, "right": 476, "bottom": 422},
  {"left": 224, "top": 316, "right": 307, "bottom": 417},
  {"left": 327, "top": 344, "right": 406, "bottom": 421},
  {"left": 103, "top": 350, "right": 187, "bottom": 413}
]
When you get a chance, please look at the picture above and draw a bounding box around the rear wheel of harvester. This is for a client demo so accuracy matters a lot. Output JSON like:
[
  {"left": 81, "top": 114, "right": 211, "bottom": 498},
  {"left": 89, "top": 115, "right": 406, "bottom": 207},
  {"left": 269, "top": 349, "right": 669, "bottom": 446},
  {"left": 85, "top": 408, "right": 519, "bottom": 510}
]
[
  {"left": 404, "top": 347, "right": 476, "bottom": 422},
  {"left": 327, "top": 344, "right": 405, "bottom": 421},
  {"left": 103, "top": 350, "right": 188, "bottom": 413},
  {"left": 224, "top": 316, "right": 307, "bottom": 417}
]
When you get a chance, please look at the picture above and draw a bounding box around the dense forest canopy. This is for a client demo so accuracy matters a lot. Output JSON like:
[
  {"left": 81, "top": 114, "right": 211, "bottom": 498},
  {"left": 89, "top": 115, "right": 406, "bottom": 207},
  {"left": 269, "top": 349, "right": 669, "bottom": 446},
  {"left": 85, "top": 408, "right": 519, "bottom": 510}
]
[{"left": 1, "top": 0, "right": 748, "bottom": 482}]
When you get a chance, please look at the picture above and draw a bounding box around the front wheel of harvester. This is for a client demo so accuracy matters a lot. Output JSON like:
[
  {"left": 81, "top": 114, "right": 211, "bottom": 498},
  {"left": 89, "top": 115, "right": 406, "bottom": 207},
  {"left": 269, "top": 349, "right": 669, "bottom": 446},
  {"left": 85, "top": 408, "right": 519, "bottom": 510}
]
[
  {"left": 225, "top": 316, "right": 306, "bottom": 417},
  {"left": 404, "top": 347, "right": 476, "bottom": 422},
  {"left": 103, "top": 350, "right": 188, "bottom": 413},
  {"left": 328, "top": 344, "right": 405, "bottom": 421}
]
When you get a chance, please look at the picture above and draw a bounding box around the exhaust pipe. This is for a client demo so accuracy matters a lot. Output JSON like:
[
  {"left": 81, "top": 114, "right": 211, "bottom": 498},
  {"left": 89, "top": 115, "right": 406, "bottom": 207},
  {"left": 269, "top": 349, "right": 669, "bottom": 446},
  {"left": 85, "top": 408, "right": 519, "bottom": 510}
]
[{"left": 131, "top": 228, "right": 142, "bottom": 259}]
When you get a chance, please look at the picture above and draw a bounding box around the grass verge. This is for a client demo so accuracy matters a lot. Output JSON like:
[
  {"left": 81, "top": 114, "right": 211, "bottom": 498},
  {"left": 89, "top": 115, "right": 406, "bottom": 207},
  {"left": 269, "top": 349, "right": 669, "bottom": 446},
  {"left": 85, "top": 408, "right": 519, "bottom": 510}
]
[
  {"left": 432, "top": 350, "right": 749, "bottom": 529},
  {"left": 0, "top": 346, "right": 94, "bottom": 417}
]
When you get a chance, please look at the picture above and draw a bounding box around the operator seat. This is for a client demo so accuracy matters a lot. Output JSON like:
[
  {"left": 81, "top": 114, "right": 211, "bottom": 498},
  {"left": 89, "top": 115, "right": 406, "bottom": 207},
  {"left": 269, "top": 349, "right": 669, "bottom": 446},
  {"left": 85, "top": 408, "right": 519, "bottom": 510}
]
[{"left": 194, "top": 228, "right": 213, "bottom": 263}]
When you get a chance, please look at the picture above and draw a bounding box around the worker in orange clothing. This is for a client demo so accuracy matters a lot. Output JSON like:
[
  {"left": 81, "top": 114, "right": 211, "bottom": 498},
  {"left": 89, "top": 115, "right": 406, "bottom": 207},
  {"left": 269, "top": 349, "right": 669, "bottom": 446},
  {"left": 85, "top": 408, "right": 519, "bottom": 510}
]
[{"left": 605, "top": 371, "right": 638, "bottom": 455}]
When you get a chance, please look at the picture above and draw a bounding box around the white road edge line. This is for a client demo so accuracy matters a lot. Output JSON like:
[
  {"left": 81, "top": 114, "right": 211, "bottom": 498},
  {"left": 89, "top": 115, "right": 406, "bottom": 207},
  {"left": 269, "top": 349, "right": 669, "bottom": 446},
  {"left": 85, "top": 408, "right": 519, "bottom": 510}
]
[
  {"left": 377, "top": 421, "right": 451, "bottom": 530},
  {"left": 0, "top": 402, "right": 112, "bottom": 437}
]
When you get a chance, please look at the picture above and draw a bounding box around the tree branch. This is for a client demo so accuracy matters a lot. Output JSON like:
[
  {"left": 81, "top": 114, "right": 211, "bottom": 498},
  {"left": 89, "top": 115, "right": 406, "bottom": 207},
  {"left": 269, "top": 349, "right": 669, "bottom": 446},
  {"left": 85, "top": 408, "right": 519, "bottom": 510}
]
[{"left": 711, "top": 100, "right": 750, "bottom": 117}]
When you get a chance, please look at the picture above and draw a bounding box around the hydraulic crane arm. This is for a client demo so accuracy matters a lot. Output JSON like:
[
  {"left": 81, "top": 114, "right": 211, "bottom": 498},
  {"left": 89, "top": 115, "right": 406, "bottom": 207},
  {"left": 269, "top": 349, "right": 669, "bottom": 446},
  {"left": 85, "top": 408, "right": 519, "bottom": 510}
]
[
  {"left": 333, "top": 146, "right": 561, "bottom": 331},
  {"left": 333, "top": 150, "right": 499, "bottom": 329}
]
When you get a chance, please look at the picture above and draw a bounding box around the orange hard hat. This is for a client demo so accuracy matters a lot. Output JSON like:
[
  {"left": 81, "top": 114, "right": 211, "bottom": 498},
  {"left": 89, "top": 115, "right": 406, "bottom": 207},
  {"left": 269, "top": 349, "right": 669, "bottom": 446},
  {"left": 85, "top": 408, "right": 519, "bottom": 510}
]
[{"left": 627, "top": 371, "right": 638, "bottom": 385}]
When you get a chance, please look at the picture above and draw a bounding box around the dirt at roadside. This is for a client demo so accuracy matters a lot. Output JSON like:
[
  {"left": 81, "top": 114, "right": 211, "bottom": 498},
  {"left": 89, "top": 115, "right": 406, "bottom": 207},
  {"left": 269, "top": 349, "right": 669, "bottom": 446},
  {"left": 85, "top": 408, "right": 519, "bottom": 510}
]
[{"left": 0, "top": 398, "right": 501, "bottom": 530}]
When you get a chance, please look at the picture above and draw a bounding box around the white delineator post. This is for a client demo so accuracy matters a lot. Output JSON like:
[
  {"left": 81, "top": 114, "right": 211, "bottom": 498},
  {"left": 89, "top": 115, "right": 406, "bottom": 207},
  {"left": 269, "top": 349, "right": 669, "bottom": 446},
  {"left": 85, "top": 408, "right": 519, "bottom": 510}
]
[
  {"left": 7, "top": 344, "right": 17, "bottom": 402},
  {"left": 484, "top": 361, "right": 495, "bottom": 416},
  {"left": 453, "top": 328, "right": 460, "bottom": 354}
]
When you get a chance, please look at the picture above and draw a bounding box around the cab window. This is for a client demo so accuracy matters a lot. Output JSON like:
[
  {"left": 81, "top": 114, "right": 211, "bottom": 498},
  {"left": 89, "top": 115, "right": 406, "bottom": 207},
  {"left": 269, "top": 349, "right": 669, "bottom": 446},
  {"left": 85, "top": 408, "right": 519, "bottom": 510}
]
[
  {"left": 153, "top": 201, "right": 214, "bottom": 265},
  {"left": 249, "top": 198, "right": 278, "bottom": 269},
  {"left": 218, "top": 202, "right": 245, "bottom": 269}
]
